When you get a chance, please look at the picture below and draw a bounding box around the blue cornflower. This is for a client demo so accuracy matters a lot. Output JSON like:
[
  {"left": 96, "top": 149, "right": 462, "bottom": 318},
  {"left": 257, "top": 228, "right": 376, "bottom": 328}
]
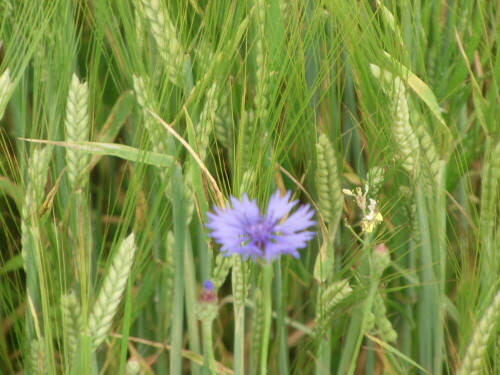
[{"left": 206, "top": 189, "right": 316, "bottom": 262}]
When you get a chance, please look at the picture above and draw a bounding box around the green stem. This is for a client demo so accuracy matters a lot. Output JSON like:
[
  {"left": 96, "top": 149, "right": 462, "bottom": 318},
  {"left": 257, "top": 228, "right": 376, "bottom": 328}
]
[
  {"left": 170, "top": 166, "right": 186, "bottom": 375},
  {"left": 184, "top": 235, "right": 201, "bottom": 375},
  {"left": 202, "top": 320, "right": 216, "bottom": 375},
  {"left": 274, "top": 261, "right": 289, "bottom": 375},
  {"left": 233, "top": 304, "right": 245, "bottom": 375},
  {"left": 260, "top": 263, "right": 273, "bottom": 375}
]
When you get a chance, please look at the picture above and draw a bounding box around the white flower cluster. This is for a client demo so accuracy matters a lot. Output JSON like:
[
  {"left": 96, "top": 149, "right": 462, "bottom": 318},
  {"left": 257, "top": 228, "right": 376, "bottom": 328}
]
[{"left": 343, "top": 185, "right": 383, "bottom": 233}]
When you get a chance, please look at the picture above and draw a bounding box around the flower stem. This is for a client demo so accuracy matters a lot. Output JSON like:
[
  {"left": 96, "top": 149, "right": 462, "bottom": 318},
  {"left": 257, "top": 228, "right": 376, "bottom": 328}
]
[
  {"left": 259, "top": 263, "right": 273, "bottom": 374},
  {"left": 201, "top": 320, "right": 216, "bottom": 375},
  {"left": 233, "top": 304, "right": 245, "bottom": 375}
]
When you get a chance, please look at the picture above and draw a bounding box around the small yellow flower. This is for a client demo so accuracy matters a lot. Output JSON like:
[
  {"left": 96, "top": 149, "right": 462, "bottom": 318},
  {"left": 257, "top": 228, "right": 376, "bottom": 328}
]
[
  {"left": 344, "top": 187, "right": 383, "bottom": 233},
  {"left": 361, "top": 199, "right": 383, "bottom": 233}
]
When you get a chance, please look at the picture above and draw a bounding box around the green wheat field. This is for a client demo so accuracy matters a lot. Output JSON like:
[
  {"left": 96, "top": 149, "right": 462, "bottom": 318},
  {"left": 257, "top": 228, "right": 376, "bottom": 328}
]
[{"left": 0, "top": 0, "right": 499, "bottom": 374}]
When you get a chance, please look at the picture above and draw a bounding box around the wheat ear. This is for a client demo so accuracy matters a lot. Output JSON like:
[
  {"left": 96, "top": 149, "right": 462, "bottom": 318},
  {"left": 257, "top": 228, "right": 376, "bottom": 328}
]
[
  {"left": 458, "top": 290, "right": 500, "bottom": 375},
  {"left": 255, "top": 0, "right": 270, "bottom": 125},
  {"left": 212, "top": 252, "right": 233, "bottom": 290},
  {"left": 315, "top": 280, "right": 353, "bottom": 335},
  {"left": 372, "top": 292, "right": 397, "bottom": 343},
  {"left": 65, "top": 74, "right": 90, "bottom": 190},
  {"left": 22, "top": 147, "right": 51, "bottom": 272},
  {"left": 0, "top": 68, "right": 15, "bottom": 119},
  {"left": 479, "top": 142, "right": 500, "bottom": 283},
  {"left": 60, "top": 291, "right": 83, "bottom": 362},
  {"left": 315, "top": 134, "right": 343, "bottom": 228},
  {"left": 198, "top": 83, "right": 218, "bottom": 161},
  {"left": 370, "top": 64, "right": 419, "bottom": 175},
  {"left": 27, "top": 337, "right": 48, "bottom": 375},
  {"left": 137, "top": 0, "right": 184, "bottom": 86},
  {"left": 88, "top": 233, "right": 137, "bottom": 349}
]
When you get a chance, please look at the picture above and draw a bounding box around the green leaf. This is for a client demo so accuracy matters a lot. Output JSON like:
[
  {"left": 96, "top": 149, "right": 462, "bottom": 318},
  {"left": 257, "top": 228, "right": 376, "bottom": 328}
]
[{"left": 21, "top": 139, "right": 175, "bottom": 168}]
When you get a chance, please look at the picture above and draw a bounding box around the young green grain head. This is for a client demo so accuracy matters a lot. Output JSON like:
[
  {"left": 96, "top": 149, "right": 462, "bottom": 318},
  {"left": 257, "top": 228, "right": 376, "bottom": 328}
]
[
  {"left": 88, "top": 233, "right": 137, "bottom": 349},
  {"left": 458, "top": 290, "right": 500, "bottom": 375},
  {"left": 60, "top": 291, "right": 83, "bottom": 363},
  {"left": 137, "top": 0, "right": 184, "bottom": 86},
  {"left": 370, "top": 64, "right": 420, "bottom": 176},
  {"left": 64, "top": 74, "right": 90, "bottom": 190},
  {"left": 315, "top": 134, "right": 343, "bottom": 228},
  {"left": 0, "top": 68, "right": 15, "bottom": 120}
]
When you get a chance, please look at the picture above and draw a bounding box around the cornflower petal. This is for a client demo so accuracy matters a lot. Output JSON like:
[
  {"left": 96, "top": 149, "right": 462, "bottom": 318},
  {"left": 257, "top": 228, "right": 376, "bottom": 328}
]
[
  {"left": 206, "top": 189, "right": 316, "bottom": 262},
  {"left": 265, "top": 190, "right": 297, "bottom": 223}
]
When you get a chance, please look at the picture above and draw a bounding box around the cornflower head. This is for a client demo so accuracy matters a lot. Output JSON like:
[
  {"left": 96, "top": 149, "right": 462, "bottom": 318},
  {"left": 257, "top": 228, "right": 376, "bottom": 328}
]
[{"left": 206, "top": 189, "right": 316, "bottom": 262}]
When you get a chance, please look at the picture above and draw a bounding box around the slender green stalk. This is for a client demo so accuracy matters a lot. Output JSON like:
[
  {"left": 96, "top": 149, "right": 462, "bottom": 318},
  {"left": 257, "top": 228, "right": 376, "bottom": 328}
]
[
  {"left": 232, "top": 255, "right": 246, "bottom": 375},
  {"left": 259, "top": 263, "right": 273, "bottom": 375},
  {"left": 273, "top": 261, "right": 289, "bottom": 375},
  {"left": 184, "top": 235, "right": 201, "bottom": 375},
  {"left": 201, "top": 320, "right": 216, "bottom": 375},
  {"left": 170, "top": 166, "right": 186, "bottom": 375}
]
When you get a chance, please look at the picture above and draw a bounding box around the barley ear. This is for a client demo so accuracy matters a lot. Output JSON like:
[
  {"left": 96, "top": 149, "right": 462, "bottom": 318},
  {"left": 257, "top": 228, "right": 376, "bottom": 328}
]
[
  {"left": 0, "top": 68, "right": 15, "bottom": 119},
  {"left": 372, "top": 292, "right": 397, "bottom": 343},
  {"left": 212, "top": 253, "right": 233, "bottom": 290},
  {"left": 137, "top": 0, "right": 184, "bottom": 86},
  {"left": 232, "top": 255, "right": 248, "bottom": 306},
  {"left": 370, "top": 64, "right": 419, "bottom": 175},
  {"left": 61, "top": 291, "right": 83, "bottom": 362},
  {"left": 315, "top": 280, "right": 352, "bottom": 335},
  {"left": 65, "top": 74, "right": 90, "bottom": 190},
  {"left": 214, "top": 93, "right": 232, "bottom": 149},
  {"left": 367, "top": 166, "right": 385, "bottom": 196},
  {"left": 255, "top": 0, "right": 270, "bottom": 125},
  {"left": 479, "top": 142, "right": 500, "bottom": 283},
  {"left": 457, "top": 290, "right": 500, "bottom": 375},
  {"left": 240, "top": 108, "right": 256, "bottom": 165},
  {"left": 198, "top": 83, "right": 218, "bottom": 162},
  {"left": 416, "top": 124, "right": 440, "bottom": 187},
  {"left": 27, "top": 337, "right": 48, "bottom": 375},
  {"left": 250, "top": 289, "right": 264, "bottom": 373},
  {"left": 132, "top": 74, "right": 170, "bottom": 156},
  {"left": 22, "top": 147, "right": 51, "bottom": 272},
  {"left": 315, "top": 134, "right": 343, "bottom": 228},
  {"left": 239, "top": 170, "right": 255, "bottom": 196},
  {"left": 88, "top": 233, "right": 137, "bottom": 349}
]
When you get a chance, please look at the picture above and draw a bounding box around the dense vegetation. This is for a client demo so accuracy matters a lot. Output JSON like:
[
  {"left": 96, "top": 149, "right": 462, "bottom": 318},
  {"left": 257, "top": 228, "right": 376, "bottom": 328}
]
[{"left": 0, "top": 1, "right": 498, "bottom": 374}]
